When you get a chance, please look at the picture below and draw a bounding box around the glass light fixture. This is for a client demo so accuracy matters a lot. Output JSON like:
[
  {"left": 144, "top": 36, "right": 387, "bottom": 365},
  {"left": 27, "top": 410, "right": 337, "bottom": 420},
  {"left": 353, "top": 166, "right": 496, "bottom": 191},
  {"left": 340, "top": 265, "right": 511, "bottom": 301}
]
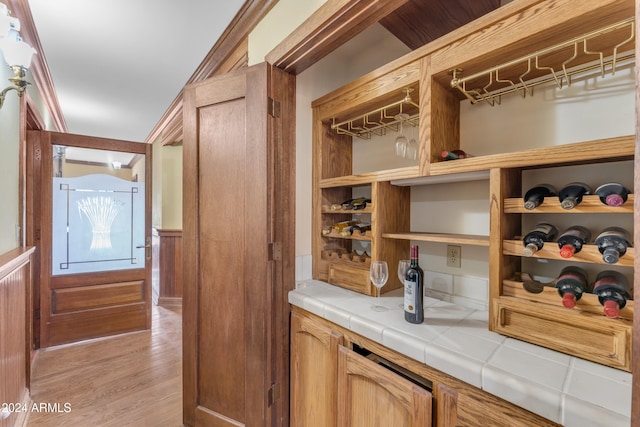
[{"left": 0, "top": 2, "right": 36, "bottom": 109}]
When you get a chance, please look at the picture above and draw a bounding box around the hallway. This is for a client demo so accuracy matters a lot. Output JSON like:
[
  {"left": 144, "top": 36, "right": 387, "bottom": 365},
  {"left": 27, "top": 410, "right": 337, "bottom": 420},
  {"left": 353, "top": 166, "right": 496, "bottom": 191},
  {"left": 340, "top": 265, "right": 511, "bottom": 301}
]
[{"left": 26, "top": 305, "right": 182, "bottom": 427}]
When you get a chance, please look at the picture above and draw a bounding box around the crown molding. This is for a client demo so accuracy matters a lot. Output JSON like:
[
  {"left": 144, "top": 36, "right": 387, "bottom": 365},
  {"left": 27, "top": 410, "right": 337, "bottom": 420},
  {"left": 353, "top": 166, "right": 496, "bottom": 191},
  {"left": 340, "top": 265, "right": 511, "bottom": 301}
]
[
  {"left": 145, "top": 0, "right": 276, "bottom": 145},
  {"left": 6, "top": 0, "right": 67, "bottom": 133}
]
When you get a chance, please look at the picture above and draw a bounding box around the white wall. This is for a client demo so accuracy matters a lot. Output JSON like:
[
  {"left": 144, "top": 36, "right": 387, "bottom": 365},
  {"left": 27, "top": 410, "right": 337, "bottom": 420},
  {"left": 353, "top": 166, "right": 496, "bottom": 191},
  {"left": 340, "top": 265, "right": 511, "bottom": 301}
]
[
  {"left": 152, "top": 138, "right": 182, "bottom": 230},
  {"left": 0, "top": 63, "right": 54, "bottom": 254},
  {"left": 248, "top": 0, "right": 327, "bottom": 66},
  {"left": 0, "top": 64, "right": 21, "bottom": 253}
]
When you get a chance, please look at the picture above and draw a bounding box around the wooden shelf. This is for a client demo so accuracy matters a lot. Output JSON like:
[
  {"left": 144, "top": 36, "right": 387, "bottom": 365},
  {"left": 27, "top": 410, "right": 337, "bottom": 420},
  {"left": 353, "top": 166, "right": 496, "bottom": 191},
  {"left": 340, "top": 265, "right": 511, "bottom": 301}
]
[
  {"left": 501, "top": 279, "right": 633, "bottom": 320},
  {"left": 320, "top": 167, "right": 418, "bottom": 188},
  {"left": 428, "top": 136, "right": 634, "bottom": 176},
  {"left": 502, "top": 239, "right": 634, "bottom": 266},
  {"left": 383, "top": 232, "right": 489, "bottom": 246},
  {"left": 504, "top": 194, "right": 634, "bottom": 213},
  {"left": 321, "top": 205, "right": 373, "bottom": 214}
]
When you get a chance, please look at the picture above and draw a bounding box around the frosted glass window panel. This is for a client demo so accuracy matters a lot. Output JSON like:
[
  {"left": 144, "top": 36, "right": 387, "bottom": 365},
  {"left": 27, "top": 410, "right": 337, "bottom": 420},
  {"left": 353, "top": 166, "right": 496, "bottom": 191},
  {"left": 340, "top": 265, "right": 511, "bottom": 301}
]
[{"left": 52, "top": 174, "right": 145, "bottom": 275}]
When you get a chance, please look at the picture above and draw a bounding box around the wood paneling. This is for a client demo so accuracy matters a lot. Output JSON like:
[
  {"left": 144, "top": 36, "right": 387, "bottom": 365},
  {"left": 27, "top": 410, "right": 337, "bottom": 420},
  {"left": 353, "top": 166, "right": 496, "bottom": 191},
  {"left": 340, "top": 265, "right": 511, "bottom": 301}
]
[
  {"left": 0, "top": 248, "right": 34, "bottom": 427},
  {"left": 151, "top": 229, "right": 182, "bottom": 306},
  {"left": 52, "top": 281, "right": 144, "bottom": 313}
]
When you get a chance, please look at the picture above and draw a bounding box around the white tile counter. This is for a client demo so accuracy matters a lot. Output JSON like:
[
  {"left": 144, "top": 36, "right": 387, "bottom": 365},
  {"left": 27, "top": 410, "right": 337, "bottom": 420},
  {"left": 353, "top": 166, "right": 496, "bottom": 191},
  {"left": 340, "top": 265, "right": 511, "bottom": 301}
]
[{"left": 289, "top": 280, "right": 632, "bottom": 427}]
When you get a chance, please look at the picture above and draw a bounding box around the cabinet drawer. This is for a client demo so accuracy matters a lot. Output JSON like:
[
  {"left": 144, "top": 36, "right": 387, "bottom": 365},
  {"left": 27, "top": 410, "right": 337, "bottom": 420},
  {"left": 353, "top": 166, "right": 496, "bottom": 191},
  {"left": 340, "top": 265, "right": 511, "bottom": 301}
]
[
  {"left": 492, "top": 297, "right": 631, "bottom": 371},
  {"left": 328, "top": 264, "right": 372, "bottom": 295}
]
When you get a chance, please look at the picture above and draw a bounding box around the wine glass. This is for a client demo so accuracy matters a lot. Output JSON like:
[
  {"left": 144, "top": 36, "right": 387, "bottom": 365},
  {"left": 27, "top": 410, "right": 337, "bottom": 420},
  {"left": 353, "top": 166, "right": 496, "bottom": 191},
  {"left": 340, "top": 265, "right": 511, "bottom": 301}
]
[
  {"left": 398, "top": 260, "right": 410, "bottom": 283},
  {"left": 369, "top": 261, "right": 389, "bottom": 311},
  {"left": 394, "top": 114, "right": 410, "bottom": 158},
  {"left": 406, "top": 125, "right": 418, "bottom": 160},
  {"left": 397, "top": 260, "right": 410, "bottom": 308}
]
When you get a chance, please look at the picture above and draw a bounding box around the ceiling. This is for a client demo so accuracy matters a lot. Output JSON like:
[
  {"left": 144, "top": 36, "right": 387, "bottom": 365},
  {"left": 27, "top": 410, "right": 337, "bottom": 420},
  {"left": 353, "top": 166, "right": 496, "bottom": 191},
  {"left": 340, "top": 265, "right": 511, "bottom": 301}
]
[
  {"left": 24, "top": 0, "right": 501, "bottom": 145},
  {"left": 27, "top": 0, "right": 246, "bottom": 143}
]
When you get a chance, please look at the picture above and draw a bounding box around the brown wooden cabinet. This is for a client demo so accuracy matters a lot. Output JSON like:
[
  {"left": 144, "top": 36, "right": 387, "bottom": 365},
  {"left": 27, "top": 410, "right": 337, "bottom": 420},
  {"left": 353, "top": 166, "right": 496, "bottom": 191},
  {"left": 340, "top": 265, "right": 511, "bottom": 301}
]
[
  {"left": 291, "top": 307, "right": 558, "bottom": 427},
  {"left": 311, "top": 0, "right": 634, "bottom": 371},
  {"left": 290, "top": 310, "right": 343, "bottom": 427},
  {"left": 337, "top": 345, "right": 432, "bottom": 427}
]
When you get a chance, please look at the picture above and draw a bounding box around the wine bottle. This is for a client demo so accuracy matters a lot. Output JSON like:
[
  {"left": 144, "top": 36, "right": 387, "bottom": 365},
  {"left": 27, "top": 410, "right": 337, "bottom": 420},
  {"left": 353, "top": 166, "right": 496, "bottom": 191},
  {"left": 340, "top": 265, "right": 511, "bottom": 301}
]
[
  {"left": 354, "top": 222, "right": 371, "bottom": 236},
  {"left": 522, "top": 223, "right": 558, "bottom": 257},
  {"left": 523, "top": 184, "right": 556, "bottom": 210},
  {"left": 340, "top": 222, "right": 371, "bottom": 237},
  {"left": 558, "top": 182, "right": 591, "bottom": 210},
  {"left": 351, "top": 197, "right": 371, "bottom": 210},
  {"left": 441, "top": 149, "right": 472, "bottom": 160},
  {"left": 554, "top": 266, "right": 589, "bottom": 309},
  {"left": 594, "top": 183, "right": 631, "bottom": 207},
  {"left": 594, "top": 227, "right": 632, "bottom": 264},
  {"left": 557, "top": 225, "right": 591, "bottom": 258},
  {"left": 404, "top": 245, "right": 424, "bottom": 324},
  {"left": 592, "top": 271, "right": 631, "bottom": 318}
]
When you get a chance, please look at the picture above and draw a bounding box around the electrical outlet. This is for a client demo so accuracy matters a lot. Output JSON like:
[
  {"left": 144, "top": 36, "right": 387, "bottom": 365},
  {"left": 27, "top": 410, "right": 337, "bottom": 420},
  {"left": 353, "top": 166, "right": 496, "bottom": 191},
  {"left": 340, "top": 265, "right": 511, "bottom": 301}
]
[{"left": 447, "top": 245, "right": 461, "bottom": 268}]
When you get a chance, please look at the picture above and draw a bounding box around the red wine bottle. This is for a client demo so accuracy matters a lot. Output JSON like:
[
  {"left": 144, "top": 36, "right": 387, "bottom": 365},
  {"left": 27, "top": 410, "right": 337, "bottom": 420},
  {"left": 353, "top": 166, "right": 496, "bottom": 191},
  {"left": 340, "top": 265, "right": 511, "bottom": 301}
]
[
  {"left": 441, "top": 149, "right": 472, "bottom": 160},
  {"left": 594, "top": 227, "right": 632, "bottom": 264},
  {"left": 557, "top": 225, "right": 591, "bottom": 258},
  {"left": 594, "top": 183, "right": 631, "bottom": 207},
  {"left": 558, "top": 182, "right": 591, "bottom": 210},
  {"left": 522, "top": 223, "right": 558, "bottom": 257},
  {"left": 554, "top": 266, "right": 589, "bottom": 308},
  {"left": 523, "top": 184, "right": 556, "bottom": 210},
  {"left": 404, "top": 245, "right": 424, "bottom": 324},
  {"left": 592, "top": 271, "right": 631, "bottom": 318}
]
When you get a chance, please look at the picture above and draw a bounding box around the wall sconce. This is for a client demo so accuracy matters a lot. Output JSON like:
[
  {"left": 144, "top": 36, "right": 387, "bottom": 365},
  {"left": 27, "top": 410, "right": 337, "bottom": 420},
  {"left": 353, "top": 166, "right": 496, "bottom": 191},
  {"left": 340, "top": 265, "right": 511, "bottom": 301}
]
[{"left": 0, "top": 2, "right": 36, "bottom": 109}]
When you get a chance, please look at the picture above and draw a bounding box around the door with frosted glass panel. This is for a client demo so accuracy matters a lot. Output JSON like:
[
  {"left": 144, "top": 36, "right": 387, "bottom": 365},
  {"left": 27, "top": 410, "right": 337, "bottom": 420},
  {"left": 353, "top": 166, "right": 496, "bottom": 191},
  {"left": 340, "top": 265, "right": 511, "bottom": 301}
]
[{"left": 30, "top": 130, "right": 151, "bottom": 347}]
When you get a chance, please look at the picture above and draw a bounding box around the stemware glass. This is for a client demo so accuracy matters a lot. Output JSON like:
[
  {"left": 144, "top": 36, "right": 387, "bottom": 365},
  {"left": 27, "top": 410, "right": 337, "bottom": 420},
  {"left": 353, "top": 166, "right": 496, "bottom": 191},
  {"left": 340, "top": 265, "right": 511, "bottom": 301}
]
[
  {"left": 397, "top": 260, "right": 410, "bottom": 308},
  {"left": 394, "top": 113, "right": 410, "bottom": 158},
  {"left": 398, "top": 259, "right": 410, "bottom": 283},
  {"left": 369, "top": 261, "right": 389, "bottom": 311},
  {"left": 406, "top": 124, "right": 418, "bottom": 160}
]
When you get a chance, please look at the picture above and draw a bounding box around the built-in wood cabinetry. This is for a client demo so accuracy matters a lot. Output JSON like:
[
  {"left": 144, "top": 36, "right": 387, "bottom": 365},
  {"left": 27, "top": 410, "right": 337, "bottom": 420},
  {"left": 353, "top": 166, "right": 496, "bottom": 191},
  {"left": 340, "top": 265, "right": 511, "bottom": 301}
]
[
  {"left": 312, "top": 0, "right": 635, "bottom": 372},
  {"left": 291, "top": 308, "right": 558, "bottom": 427}
]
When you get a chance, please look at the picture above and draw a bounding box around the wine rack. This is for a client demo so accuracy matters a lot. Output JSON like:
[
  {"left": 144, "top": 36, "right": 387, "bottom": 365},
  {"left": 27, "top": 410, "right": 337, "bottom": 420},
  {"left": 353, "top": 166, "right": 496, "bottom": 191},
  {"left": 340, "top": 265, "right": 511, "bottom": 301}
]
[
  {"left": 311, "top": 0, "right": 635, "bottom": 372},
  {"left": 491, "top": 154, "right": 635, "bottom": 371}
]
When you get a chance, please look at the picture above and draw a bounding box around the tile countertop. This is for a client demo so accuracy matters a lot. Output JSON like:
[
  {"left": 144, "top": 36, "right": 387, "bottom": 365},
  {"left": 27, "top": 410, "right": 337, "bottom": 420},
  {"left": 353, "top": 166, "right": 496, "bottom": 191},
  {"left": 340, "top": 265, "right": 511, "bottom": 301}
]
[{"left": 289, "top": 280, "right": 632, "bottom": 427}]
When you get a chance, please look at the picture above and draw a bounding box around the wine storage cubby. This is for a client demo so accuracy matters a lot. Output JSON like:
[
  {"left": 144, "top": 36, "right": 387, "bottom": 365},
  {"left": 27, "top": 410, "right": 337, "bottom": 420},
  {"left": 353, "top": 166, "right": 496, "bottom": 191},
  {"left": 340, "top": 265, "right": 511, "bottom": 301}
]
[
  {"left": 311, "top": 0, "right": 635, "bottom": 370},
  {"left": 490, "top": 154, "right": 635, "bottom": 371}
]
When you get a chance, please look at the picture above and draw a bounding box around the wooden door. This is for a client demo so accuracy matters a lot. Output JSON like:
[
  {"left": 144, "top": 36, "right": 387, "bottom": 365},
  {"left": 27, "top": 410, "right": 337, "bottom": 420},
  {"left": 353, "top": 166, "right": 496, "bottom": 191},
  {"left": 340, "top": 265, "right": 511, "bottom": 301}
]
[
  {"left": 337, "top": 346, "right": 432, "bottom": 427},
  {"left": 182, "top": 62, "right": 295, "bottom": 427},
  {"left": 290, "top": 310, "right": 343, "bottom": 427},
  {"left": 28, "top": 130, "right": 152, "bottom": 348}
]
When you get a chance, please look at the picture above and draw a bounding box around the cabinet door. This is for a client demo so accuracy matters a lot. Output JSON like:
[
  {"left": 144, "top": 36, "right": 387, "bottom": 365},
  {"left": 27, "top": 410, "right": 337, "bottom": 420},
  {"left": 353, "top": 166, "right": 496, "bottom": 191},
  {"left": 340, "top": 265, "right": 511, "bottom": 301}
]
[
  {"left": 290, "top": 311, "right": 343, "bottom": 426},
  {"left": 436, "top": 383, "right": 559, "bottom": 427},
  {"left": 337, "top": 346, "right": 432, "bottom": 427},
  {"left": 182, "top": 62, "right": 295, "bottom": 427}
]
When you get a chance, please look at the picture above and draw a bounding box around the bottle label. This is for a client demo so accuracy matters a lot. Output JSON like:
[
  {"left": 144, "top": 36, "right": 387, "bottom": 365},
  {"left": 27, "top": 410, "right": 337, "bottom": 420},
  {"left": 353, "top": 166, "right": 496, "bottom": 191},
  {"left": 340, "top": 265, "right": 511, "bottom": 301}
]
[{"left": 404, "top": 279, "right": 417, "bottom": 314}]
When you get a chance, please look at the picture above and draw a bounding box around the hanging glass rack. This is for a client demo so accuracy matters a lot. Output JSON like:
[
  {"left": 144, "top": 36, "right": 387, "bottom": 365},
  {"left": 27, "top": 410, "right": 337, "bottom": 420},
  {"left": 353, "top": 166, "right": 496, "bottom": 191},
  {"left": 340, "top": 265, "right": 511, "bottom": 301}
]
[
  {"left": 450, "top": 18, "right": 635, "bottom": 106},
  {"left": 331, "top": 87, "right": 419, "bottom": 140}
]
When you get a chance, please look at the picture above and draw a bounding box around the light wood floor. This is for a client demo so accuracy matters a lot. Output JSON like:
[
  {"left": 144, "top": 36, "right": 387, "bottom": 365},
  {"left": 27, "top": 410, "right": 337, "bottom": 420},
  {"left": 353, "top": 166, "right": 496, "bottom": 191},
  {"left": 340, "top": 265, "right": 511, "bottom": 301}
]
[{"left": 26, "top": 304, "right": 183, "bottom": 427}]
